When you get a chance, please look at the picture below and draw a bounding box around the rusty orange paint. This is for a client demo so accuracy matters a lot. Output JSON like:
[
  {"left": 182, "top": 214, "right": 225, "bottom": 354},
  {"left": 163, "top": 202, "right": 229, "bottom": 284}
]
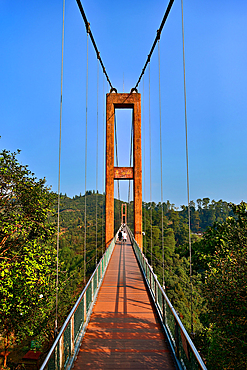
[
  {"left": 114, "top": 167, "right": 133, "bottom": 179},
  {"left": 105, "top": 92, "right": 142, "bottom": 250}
]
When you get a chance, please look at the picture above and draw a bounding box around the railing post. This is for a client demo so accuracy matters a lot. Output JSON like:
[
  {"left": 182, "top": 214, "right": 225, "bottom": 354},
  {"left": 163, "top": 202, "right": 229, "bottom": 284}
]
[
  {"left": 154, "top": 279, "right": 157, "bottom": 303},
  {"left": 91, "top": 277, "right": 94, "bottom": 302},
  {"left": 97, "top": 265, "right": 99, "bottom": 288},
  {"left": 164, "top": 288, "right": 167, "bottom": 326},
  {"left": 71, "top": 314, "right": 75, "bottom": 354},
  {"left": 162, "top": 294, "right": 165, "bottom": 325},
  {"left": 84, "top": 295, "right": 87, "bottom": 322},
  {"left": 59, "top": 334, "right": 64, "bottom": 369}
]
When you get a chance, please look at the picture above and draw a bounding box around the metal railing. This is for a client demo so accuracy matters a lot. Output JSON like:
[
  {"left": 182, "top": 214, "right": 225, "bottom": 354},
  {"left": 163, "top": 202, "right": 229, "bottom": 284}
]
[
  {"left": 127, "top": 226, "right": 207, "bottom": 370},
  {"left": 40, "top": 231, "right": 119, "bottom": 370}
]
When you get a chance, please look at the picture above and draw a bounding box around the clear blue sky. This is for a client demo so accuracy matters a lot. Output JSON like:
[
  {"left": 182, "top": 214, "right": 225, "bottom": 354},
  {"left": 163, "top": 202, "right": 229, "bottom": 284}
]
[{"left": 1, "top": 0, "right": 247, "bottom": 208}]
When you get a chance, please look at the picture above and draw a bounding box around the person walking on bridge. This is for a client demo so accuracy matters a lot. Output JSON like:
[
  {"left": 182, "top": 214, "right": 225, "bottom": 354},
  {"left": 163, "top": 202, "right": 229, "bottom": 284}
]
[
  {"left": 118, "top": 229, "right": 122, "bottom": 242},
  {"left": 122, "top": 230, "right": 127, "bottom": 243}
]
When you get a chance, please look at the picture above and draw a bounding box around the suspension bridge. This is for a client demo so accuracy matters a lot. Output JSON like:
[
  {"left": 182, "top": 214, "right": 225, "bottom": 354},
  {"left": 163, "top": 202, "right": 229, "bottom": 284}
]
[{"left": 40, "top": 0, "right": 207, "bottom": 369}]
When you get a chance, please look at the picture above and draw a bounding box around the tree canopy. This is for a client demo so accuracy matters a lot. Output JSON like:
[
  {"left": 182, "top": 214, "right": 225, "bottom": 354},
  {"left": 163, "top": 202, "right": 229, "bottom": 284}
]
[
  {"left": 193, "top": 202, "right": 247, "bottom": 369},
  {"left": 0, "top": 150, "right": 56, "bottom": 367}
]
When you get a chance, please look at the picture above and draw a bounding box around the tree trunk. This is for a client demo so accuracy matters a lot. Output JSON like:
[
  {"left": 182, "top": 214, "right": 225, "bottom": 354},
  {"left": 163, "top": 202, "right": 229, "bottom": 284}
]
[{"left": 3, "top": 331, "right": 10, "bottom": 368}]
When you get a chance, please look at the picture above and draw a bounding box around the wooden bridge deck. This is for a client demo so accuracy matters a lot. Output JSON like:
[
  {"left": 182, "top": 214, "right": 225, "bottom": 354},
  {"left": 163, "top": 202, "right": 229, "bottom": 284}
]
[{"left": 73, "top": 231, "right": 176, "bottom": 369}]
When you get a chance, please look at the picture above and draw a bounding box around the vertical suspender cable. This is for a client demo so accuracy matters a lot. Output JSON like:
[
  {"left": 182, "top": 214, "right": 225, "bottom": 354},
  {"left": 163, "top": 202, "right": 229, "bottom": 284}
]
[
  {"left": 128, "top": 115, "right": 133, "bottom": 227},
  {"left": 149, "top": 63, "right": 153, "bottom": 267},
  {"left": 96, "top": 59, "right": 99, "bottom": 266},
  {"left": 114, "top": 115, "right": 121, "bottom": 226},
  {"left": 158, "top": 40, "right": 165, "bottom": 287},
  {"left": 84, "top": 30, "right": 89, "bottom": 285},
  {"left": 55, "top": 0, "right": 65, "bottom": 336},
  {"left": 181, "top": 0, "right": 193, "bottom": 334},
  {"left": 102, "top": 75, "right": 105, "bottom": 255},
  {"left": 143, "top": 76, "right": 147, "bottom": 256}
]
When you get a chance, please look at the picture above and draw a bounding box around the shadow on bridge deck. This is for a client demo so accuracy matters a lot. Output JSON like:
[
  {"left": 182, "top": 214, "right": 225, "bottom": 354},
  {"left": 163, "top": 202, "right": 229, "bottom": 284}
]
[{"left": 73, "top": 231, "right": 176, "bottom": 369}]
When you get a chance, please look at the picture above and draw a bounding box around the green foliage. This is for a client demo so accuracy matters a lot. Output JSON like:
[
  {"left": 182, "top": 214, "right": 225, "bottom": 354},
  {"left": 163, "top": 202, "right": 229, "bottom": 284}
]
[
  {"left": 0, "top": 150, "right": 56, "bottom": 366},
  {"left": 53, "top": 191, "right": 107, "bottom": 328},
  {"left": 193, "top": 202, "right": 247, "bottom": 369},
  {"left": 1, "top": 149, "right": 242, "bottom": 368},
  {"left": 142, "top": 201, "right": 206, "bottom": 334}
]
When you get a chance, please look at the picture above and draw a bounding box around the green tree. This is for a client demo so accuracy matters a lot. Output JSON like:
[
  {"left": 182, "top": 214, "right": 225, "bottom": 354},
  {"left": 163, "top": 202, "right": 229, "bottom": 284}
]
[
  {"left": 0, "top": 150, "right": 56, "bottom": 367},
  {"left": 195, "top": 202, "right": 247, "bottom": 369}
]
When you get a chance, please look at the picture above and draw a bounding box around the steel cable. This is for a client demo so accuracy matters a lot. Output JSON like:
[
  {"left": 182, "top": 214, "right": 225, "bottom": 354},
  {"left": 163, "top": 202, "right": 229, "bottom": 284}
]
[
  {"left": 75, "top": 0, "right": 114, "bottom": 90},
  {"left": 95, "top": 59, "right": 99, "bottom": 266},
  {"left": 134, "top": 0, "right": 175, "bottom": 90},
  {"left": 102, "top": 75, "right": 105, "bottom": 255},
  {"left": 55, "top": 0, "right": 65, "bottom": 336},
  {"left": 114, "top": 116, "right": 120, "bottom": 200},
  {"left": 149, "top": 63, "right": 153, "bottom": 267},
  {"left": 128, "top": 115, "right": 133, "bottom": 209},
  {"left": 114, "top": 115, "right": 121, "bottom": 227},
  {"left": 181, "top": 0, "right": 193, "bottom": 334},
  {"left": 84, "top": 32, "right": 89, "bottom": 286},
  {"left": 158, "top": 40, "right": 165, "bottom": 287}
]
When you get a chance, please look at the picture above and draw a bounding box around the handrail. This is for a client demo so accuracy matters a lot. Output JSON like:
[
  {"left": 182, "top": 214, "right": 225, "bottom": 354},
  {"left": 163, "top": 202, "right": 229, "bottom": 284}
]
[
  {"left": 127, "top": 226, "right": 207, "bottom": 370},
  {"left": 40, "top": 230, "right": 119, "bottom": 370}
]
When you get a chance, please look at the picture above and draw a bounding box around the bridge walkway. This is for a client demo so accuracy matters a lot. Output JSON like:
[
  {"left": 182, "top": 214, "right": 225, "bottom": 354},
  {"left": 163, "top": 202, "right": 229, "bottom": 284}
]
[{"left": 73, "top": 230, "right": 176, "bottom": 369}]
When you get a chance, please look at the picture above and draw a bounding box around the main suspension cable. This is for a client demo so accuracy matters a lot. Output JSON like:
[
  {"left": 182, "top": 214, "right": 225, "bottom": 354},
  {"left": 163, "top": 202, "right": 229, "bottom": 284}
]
[
  {"left": 75, "top": 0, "right": 114, "bottom": 91},
  {"left": 134, "top": 0, "right": 175, "bottom": 90},
  {"left": 55, "top": 0, "right": 65, "bottom": 336},
  {"left": 181, "top": 0, "right": 193, "bottom": 334}
]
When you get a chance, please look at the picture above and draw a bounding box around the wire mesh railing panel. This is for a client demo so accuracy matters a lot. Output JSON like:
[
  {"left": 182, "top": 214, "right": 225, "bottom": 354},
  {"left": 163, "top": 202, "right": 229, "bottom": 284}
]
[
  {"left": 157, "top": 286, "right": 163, "bottom": 313},
  {"left": 86, "top": 281, "right": 92, "bottom": 313},
  {"left": 178, "top": 329, "right": 202, "bottom": 370},
  {"left": 165, "top": 300, "right": 176, "bottom": 345},
  {"left": 151, "top": 273, "right": 155, "bottom": 295},
  {"left": 146, "top": 264, "right": 150, "bottom": 283},
  {"left": 64, "top": 322, "right": 71, "bottom": 367},
  {"left": 98, "top": 261, "right": 102, "bottom": 280},
  {"left": 93, "top": 272, "right": 97, "bottom": 295},
  {"left": 74, "top": 298, "right": 84, "bottom": 343}
]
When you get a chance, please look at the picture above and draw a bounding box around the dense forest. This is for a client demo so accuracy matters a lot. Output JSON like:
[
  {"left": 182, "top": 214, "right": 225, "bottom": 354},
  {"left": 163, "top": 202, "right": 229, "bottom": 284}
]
[{"left": 1, "top": 149, "right": 246, "bottom": 369}]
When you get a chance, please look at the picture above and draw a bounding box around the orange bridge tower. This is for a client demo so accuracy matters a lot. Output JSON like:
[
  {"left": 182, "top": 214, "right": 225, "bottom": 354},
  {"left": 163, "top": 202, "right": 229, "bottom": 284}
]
[{"left": 105, "top": 91, "right": 142, "bottom": 250}]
